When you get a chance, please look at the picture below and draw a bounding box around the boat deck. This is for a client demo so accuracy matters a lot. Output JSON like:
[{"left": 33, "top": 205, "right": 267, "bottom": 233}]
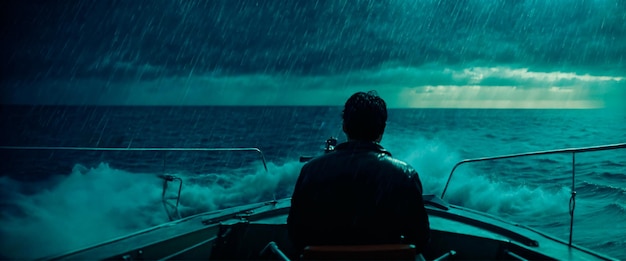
[{"left": 49, "top": 197, "right": 616, "bottom": 260}]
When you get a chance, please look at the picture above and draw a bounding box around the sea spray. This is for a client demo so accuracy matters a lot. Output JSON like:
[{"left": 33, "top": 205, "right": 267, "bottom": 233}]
[
  {"left": 0, "top": 163, "right": 166, "bottom": 259},
  {"left": 0, "top": 160, "right": 303, "bottom": 259},
  {"left": 177, "top": 160, "right": 302, "bottom": 216},
  {"left": 383, "top": 135, "right": 571, "bottom": 220}
]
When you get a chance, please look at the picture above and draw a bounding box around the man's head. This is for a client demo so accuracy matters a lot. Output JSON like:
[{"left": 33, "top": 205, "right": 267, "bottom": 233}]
[{"left": 342, "top": 91, "right": 387, "bottom": 142}]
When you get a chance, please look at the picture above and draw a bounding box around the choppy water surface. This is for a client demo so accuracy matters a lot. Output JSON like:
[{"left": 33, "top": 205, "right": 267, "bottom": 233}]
[{"left": 1, "top": 106, "right": 624, "bottom": 259}]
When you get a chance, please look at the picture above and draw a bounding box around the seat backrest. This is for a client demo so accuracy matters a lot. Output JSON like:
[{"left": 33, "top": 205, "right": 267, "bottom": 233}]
[{"left": 300, "top": 244, "right": 417, "bottom": 260}]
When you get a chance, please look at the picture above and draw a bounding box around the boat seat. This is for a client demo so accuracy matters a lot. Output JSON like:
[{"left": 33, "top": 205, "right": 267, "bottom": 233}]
[{"left": 300, "top": 244, "right": 419, "bottom": 260}]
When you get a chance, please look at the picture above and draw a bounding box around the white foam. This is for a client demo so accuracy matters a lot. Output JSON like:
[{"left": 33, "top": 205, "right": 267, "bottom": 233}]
[
  {"left": 0, "top": 163, "right": 167, "bottom": 258},
  {"left": 0, "top": 160, "right": 302, "bottom": 259},
  {"left": 0, "top": 139, "right": 574, "bottom": 259},
  {"left": 384, "top": 136, "right": 571, "bottom": 219},
  {"left": 176, "top": 160, "right": 302, "bottom": 215}
]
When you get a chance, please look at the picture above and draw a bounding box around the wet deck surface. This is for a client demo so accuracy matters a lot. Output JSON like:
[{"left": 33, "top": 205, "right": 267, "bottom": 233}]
[{"left": 53, "top": 198, "right": 616, "bottom": 260}]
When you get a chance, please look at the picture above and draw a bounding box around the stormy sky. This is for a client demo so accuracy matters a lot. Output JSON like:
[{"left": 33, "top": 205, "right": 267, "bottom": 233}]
[{"left": 1, "top": 0, "right": 625, "bottom": 108}]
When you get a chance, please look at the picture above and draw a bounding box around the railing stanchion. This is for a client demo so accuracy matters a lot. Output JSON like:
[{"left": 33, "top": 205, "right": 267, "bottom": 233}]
[
  {"left": 439, "top": 143, "right": 625, "bottom": 246},
  {"left": 0, "top": 146, "right": 270, "bottom": 221},
  {"left": 569, "top": 152, "right": 576, "bottom": 246}
]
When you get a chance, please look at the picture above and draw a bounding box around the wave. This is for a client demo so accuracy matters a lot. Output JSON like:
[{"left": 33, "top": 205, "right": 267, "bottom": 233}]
[
  {"left": 604, "top": 202, "right": 626, "bottom": 216},
  {"left": 599, "top": 159, "right": 626, "bottom": 168},
  {"left": 0, "top": 136, "right": 615, "bottom": 259},
  {"left": 176, "top": 160, "right": 302, "bottom": 215},
  {"left": 0, "top": 164, "right": 168, "bottom": 259},
  {"left": 597, "top": 171, "right": 626, "bottom": 180},
  {"left": 533, "top": 157, "right": 563, "bottom": 165},
  {"left": 0, "top": 160, "right": 303, "bottom": 259},
  {"left": 578, "top": 180, "right": 626, "bottom": 198},
  {"left": 383, "top": 136, "right": 571, "bottom": 218},
  {"left": 573, "top": 202, "right": 626, "bottom": 260}
]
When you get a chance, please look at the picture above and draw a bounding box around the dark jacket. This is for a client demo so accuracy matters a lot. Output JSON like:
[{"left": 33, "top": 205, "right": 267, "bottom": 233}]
[{"left": 287, "top": 141, "right": 430, "bottom": 253}]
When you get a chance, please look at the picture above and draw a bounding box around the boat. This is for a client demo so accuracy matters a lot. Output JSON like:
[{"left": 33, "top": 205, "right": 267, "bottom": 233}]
[{"left": 5, "top": 142, "right": 623, "bottom": 260}]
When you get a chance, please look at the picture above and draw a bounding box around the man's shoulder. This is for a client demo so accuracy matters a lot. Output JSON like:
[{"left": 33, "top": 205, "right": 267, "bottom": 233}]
[
  {"left": 383, "top": 156, "right": 411, "bottom": 168},
  {"left": 302, "top": 149, "right": 417, "bottom": 176},
  {"left": 379, "top": 155, "right": 417, "bottom": 175}
]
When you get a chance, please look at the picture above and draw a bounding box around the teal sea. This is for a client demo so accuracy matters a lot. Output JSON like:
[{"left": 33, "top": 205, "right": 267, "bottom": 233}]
[
  {"left": 3, "top": 0, "right": 626, "bottom": 259},
  {"left": 0, "top": 106, "right": 624, "bottom": 259}
]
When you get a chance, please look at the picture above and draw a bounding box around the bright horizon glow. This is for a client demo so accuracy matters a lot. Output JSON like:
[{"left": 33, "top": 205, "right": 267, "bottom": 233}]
[
  {"left": 4, "top": 65, "right": 624, "bottom": 109},
  {"left": 393, "top": 85, "right": 602, "bottom": 109}
]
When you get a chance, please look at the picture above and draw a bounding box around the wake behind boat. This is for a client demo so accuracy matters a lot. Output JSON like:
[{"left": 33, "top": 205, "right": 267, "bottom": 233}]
[{"left": 2, "top": 142, "right": 624, "bottom": 260}]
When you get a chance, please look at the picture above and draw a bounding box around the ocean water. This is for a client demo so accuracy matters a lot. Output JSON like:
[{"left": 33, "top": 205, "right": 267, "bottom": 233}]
[{"left": 0, "top": 106, "right": 625, "bottom": 259}]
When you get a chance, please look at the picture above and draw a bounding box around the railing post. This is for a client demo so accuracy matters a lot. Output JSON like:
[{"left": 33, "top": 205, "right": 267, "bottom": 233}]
[
  {"left": 437, "top": 144, "right": 626, "bottom": 247},
  {"left": 0, "top": 146, "right": 271, "bottom": 222},
  {"left": 568, "top": 152, "right": 576, "bottom": 246},
  {"left": 441, "top": 163, "right": 463, "bottom": 199}
]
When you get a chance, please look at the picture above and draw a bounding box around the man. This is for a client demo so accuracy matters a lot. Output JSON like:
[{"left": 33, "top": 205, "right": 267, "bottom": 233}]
[{"left": 287, "top": 91, "right": 430, "bottom": 254}]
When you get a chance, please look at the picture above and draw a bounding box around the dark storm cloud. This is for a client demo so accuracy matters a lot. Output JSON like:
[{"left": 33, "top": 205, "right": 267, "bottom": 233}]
[{"left": 2, "top": 0, "right": 625, "bottom": 84}]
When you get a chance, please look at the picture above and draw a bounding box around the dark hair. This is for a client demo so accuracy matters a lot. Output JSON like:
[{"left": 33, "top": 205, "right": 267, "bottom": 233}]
[{"left": 342, "top": 91, "right": 387, "bottom": 141}]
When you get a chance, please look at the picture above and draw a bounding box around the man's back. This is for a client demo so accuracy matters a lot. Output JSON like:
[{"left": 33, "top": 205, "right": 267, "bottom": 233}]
[{"left": 287, "top": 141, "right": 430, "bottom": 253}]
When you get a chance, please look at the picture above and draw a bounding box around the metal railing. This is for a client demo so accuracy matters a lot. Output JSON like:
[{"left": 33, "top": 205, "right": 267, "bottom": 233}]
[
  {"left": 440, "top": 143, "right": 626, "bottom": 246},
  {"left": 0, "top": 146, "right": 269, "bottom": 172},
  {"left": 0, "top": 146, "right": 269, "bottom": 221}
]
